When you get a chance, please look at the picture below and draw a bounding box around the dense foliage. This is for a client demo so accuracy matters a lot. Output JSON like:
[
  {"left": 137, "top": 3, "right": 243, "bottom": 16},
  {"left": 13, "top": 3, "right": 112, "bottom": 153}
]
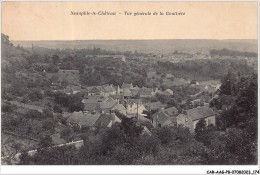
[
  {"left": 210, "top": 48, "right": 257, "bottom": 57},
  {"left": 156, "top": 59, "right": 253, "bottom": 80}
]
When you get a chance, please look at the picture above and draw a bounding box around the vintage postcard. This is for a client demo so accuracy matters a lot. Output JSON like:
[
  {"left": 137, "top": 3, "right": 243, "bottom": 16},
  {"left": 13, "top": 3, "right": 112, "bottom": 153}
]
[{"left": 1, "top": 1, "right": 259, "bottom": 174}]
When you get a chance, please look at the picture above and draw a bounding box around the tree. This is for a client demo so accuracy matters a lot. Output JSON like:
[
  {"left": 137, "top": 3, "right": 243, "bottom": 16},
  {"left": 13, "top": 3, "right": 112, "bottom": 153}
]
[
  {"left": 2, "top": 33, "right": 11, "bottom": 45},
  {"left": 120, "top": 117, "right": 143, "bottom": 138},
  {"left": 154, "top": 126, "right": 174, "bottom": 145},
  {"left": 223, "top": 74, "right": 257, "bottom": 140},
  {"left": 46, "top": 64, "right": 59, "bottom": 73},
  {"left": 44, "top": 55, "right": 51, "bottom": 63},
  {"left": 39, "top": 135, "right": 53, "bottom": 148},
  {"left": 19, "top": 151, "right": 31, "bottom": 165},
  {"left": 11, "top": 143, "right": 23, "bottom": 157},
  {"left": 28, "top": 89, "right": 43, "bottom": 101},
  {"left": 42, "top": 119, "right": 55, "bottom": 132},
  {"left": 68, "top": 94, "right": 84, "bottom": 112},
  {"left": 220, "top": 71, "right": 236, "bottom": 95},
  {"left": 61, "top": 127, "right": 73, "bottom": 141},
  {"left": 42, "top": 109, "right": 54, "bottom": 118},
  {"left": 194, "top": 118, "right": 206, "bottom": 138},
  {"left": 52, "top": 55, "right": 60, "bottom": 65},
  {"left": 63, "top": 55, "right": 74, "bottom": 62},
  {"left": 2, "top": 102, "right": 16, "bottom": 113},
  {"left": 25, "top": 110, "right": 43, "bottom": 120},
  {"left": 53, "top": 105, "right": 63, "bottom": 113}
]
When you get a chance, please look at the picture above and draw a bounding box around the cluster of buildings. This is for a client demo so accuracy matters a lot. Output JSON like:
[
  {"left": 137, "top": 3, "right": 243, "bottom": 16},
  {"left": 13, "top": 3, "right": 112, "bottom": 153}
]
[{"left": 62, "top": 82, "right": 217, "bottom": 133}]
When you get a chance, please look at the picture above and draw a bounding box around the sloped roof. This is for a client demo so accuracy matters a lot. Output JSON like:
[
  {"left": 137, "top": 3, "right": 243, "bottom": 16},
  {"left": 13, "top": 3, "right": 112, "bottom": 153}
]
[
  {"left": 138, "top": 115, "right": 150, "bottom": 123},
  {"left": 127, "top": 99, "right": 142, "bottom": 105},
  {"left": 129, "top": 89, "right": 139, "bottom": 96},
  {"left": 187, "top": 106, "right": 216, "bottom": 121},
  {"left": 163, "top": 90, "right": 173, "bottom": 96},
  {"left": 89, "top": 87, "right": 101, "bottom": 93},
  {"left": 79, "top": 114, "right": 100, "bottom": 126},
  {"left": 112, "top": 103, "right": 126, "bottom": 112},
  {"left": 62, "top": 112, "right": 71, "bottom": 118},
  {"left": 155, "top": 90, "right": 164, "bottom": 95},
  {"left": 144, "top": 102, "right": 167, "bottom": 111},
  {"left": 66, "top": 111, "right": 100, "bottom": 127},
  {"left": 64, "top": 87, "right": 73, "bottom": 94},
  {"left": 152, "top": 111, "right": 170, "bottom": 125},
  {"left": 84, "top": 103, "right": 100, "bottom": 111},
  {"left": 165, "top": 89, "right": 173, "bottom": 95},
  {"left": 93, "top": 113, "right": 120, "bottom": 127},
  {"left": 102, "top": 85, "right": 116, "bottom": 93},
  {"left": 163, "top": 117, "right": 177, "bottom": 125},
  {"left": 139, "top": 87, "right": 153, "bottom": 96},
  {"left": 122, "top": 83, "right": 133, "bottom": 89},
  {"left": 142, "top": 126, "right": 152, "bottom": 136},
  {"left": 67, "top": 111, "right": 84, "bottom": 123},
  {"left": 166, "top": 74, "right": 174, "bottom": 78},
  {"left": 123, "top": 89, "right": 132, "bottom": 97},
  {"left": 67, "top": 112, "right": 82, "bottom": 123},
  {"left": 164, "top": 107, "right": 178, "bottom": 116},
  {"left": 100, "top": 97, "right": 118, "bottom": 109},
  {"left": 82, "top": 95, "right": 105, "bottom": 103},
  {"left": 132, "top": 86, "right": 139, "bottom": 90},
  {"left": 72, "top": 86, "right": 81, "bottom": 92},
  {"left": 110, "top": 94, "right": 124, "bottom": 102}
]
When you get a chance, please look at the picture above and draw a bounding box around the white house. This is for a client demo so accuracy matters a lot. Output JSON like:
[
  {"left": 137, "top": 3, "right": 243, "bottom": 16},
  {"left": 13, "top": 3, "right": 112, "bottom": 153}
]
[{"left": 126, "top": 99, "right": 147, "bottom": 117}]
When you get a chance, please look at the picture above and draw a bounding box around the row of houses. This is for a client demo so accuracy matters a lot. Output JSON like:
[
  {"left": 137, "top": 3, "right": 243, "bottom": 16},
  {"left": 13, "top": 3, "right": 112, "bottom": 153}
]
[
  {"left": 62, "top": 82, "right": 217, "bottom": 133},
  {"left": 66, "top": 111, "right": 151, "bottom": 136},
  {"left": 62, "top": 82, "right": 174, "bottom": 99},
  {"left": 82, "top": 95, "right": 148, "bottom": 117},
  {"left": 66, "top": 104, "right": 216, "bottom": 133},
  {"left": 66, "top": 111, "right": 121, "bottom": 129},
  {"left": 152, "top": 106, "right": 216, "bottom": 132}
]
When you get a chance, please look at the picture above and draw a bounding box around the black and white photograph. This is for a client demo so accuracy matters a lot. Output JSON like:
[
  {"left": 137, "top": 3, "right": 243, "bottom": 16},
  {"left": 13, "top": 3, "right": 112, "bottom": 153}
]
[{"left": 1, "top": 1, "right": 259, "bottom": 174}]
